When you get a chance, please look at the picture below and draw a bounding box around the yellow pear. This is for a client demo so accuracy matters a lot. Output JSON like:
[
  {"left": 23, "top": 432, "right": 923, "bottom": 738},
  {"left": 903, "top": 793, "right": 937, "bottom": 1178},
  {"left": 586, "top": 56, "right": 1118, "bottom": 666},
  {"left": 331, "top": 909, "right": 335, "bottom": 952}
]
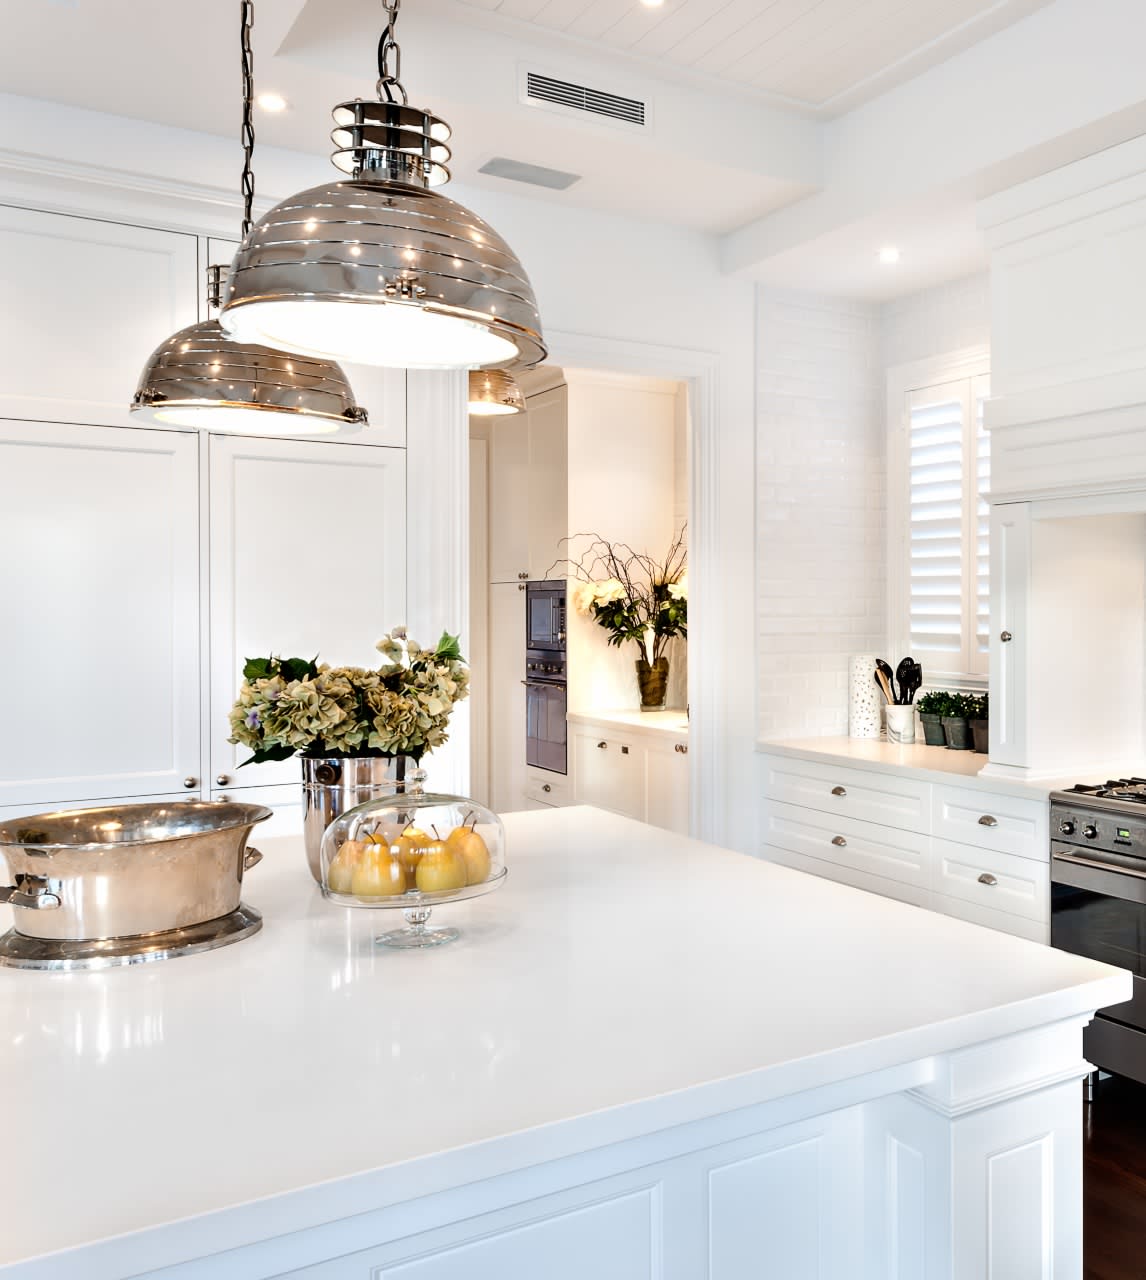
[
  {"left": 327, "top": 839, "right": 367, "bottom": 894},
  {"left": 414, "top": 839, "right": 467, "bottom": 893},
  {"left": 350, "top": 845, "right": 407, "bottom": 897},
  {"left": 446, "top": 824, "right": 491, "bottom": 885},
  {"left": 392, "top": 825, "right": 432, "bottom": 882}
]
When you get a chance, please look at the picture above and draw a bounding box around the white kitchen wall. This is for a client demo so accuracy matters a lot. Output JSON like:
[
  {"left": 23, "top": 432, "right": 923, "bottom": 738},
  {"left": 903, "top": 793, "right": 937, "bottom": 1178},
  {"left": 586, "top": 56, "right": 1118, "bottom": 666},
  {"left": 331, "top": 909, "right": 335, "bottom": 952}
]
[
  {"left": 757, "top": 289, "right": 884, "bottom": 739},
  {"left": 882, "top": 273, "right": 990, "bottom": 368}
]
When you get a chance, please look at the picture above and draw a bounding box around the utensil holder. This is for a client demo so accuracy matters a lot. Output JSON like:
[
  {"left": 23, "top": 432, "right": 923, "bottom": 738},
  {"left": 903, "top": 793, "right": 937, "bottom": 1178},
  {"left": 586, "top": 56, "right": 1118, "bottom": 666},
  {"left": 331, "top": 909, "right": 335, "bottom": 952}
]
[{"left": 885, "top": 705, "right": 916, "bottom": 745}]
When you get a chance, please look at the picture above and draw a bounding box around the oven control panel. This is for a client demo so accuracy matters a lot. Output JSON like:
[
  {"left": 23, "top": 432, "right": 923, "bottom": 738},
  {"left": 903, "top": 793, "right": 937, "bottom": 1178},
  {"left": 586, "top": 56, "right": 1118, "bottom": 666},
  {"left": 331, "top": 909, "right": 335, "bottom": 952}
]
[{"left": 1051, "top": 805, "right": 1146, "bottom": 856}]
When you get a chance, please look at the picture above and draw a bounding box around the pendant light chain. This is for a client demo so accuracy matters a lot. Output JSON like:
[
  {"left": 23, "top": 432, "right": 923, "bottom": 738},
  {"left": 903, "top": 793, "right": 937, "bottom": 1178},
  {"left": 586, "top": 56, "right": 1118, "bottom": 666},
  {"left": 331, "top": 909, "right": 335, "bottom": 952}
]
[
  {"left": 376, "top": 0, "right": 408, "bottom": 104},
  {"left": 240, "top": 0, "right": 256, "bottom": 238}
]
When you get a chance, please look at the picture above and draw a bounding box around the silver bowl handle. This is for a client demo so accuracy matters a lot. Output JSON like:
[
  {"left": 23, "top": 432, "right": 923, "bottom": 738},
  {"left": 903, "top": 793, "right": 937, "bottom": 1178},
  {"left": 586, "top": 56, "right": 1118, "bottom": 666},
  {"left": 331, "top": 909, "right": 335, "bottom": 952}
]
[
  {"left": 243, "top": 847, "right": 263, "bottom": 872},
  {"left": 0, "top": 879, "right": 61, "bottom": 910}
]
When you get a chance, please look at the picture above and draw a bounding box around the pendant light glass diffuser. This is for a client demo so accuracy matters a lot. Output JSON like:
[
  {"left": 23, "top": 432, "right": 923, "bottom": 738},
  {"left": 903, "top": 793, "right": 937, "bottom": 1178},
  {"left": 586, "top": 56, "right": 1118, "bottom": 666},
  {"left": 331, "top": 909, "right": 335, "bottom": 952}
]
[
  {"left": 219, "top": 2, "right": 546, "bottom": 371},
  {"left": 468, "top": 369, "right": 525, "bottom": 416},
  {"left": 131, "top": 3, "right": 366, "bottom": 436}
]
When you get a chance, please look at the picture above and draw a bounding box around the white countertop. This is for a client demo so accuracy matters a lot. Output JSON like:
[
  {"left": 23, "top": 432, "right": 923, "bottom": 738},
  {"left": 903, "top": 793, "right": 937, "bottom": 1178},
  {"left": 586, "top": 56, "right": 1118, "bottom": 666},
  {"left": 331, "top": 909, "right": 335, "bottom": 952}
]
[
  {"left": 0, "top": 809, "right": 1127, "bottom": 1278},
  {"left": 567, "top": 708, "right": 688, "bottom": 737},
  {"left": 757, "top": 736, "right": 1120, "bottom": 797}
]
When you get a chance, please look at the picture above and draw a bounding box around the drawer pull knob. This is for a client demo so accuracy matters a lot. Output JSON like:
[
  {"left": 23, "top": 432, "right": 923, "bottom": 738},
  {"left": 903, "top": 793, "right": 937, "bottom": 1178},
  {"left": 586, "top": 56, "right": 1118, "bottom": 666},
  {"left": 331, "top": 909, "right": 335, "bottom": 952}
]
[
  {"left": 831, "top": 835, "right": 847, "bottom": 847},
  {"left": 597, "top": 741, "right": 607, "bottom": 750},
  {"left": 675, "top": 743, "right": 688, "bottom": 754},
  {"left": 1000, "top": 630, "right": 1013, "bottom": 643},
  {"left": 183, "top": 776, "right": 198, "bottom": 789},
  {"left": 621, "top": 746, "right": 629, "bottom": 755},
  {"left": 978, "top": 815, "right": 999, "bottom": 828},
  {"left": 978, "top": 872, "right": 998, "bottom": 886},
  {"left": 542, "top": 784, "right": 551, "bottom": 793},
  {"left": 831, "top": 786, "right": 847, "bottom": 797}
]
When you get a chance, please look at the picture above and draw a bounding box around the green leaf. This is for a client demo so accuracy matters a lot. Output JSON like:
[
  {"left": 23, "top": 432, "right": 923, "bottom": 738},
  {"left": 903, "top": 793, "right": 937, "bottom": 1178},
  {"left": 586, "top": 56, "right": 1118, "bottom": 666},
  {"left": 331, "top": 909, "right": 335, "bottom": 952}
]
[
  {"left": 435, "top": 631, "right": 463, "bottom": 662},
  {"left": 242, "top": 656, "right": 274, "bottom": 681},
  {"left": 279, "top": 656, "right": 318, "bottom": 683},
  {"left": 238, "top": 744, "right": 297, "bottom": 767}
]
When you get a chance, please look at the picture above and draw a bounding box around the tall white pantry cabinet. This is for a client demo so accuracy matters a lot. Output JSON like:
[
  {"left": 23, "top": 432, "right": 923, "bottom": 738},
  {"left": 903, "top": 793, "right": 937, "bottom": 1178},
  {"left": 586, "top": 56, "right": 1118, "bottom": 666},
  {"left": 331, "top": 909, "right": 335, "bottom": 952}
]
[{"left": 0, "top": 205, "right": 409, "bottom": 827}]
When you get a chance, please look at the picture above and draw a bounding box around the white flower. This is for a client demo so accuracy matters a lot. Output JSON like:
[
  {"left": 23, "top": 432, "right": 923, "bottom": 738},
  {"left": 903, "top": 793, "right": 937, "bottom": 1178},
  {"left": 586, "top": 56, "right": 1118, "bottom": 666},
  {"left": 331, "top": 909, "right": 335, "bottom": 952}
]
[
  {"left": 667, "top": 572, "right": 687, "bottom": 600},
  {"left": 571, "top": 580, "right": 599, "bottom": 615},
  {"left": 594, "top": 578, "right": 626, "bottom": 606}
]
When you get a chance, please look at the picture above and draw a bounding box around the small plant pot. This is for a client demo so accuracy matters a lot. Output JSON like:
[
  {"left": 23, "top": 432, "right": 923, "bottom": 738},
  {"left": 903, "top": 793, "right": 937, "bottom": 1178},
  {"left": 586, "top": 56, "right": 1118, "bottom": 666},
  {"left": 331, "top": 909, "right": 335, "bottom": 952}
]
[
  {"left": 919, "top": 713, "right": 946, "bottom": 747},
  {"left": 941, "top": 715, "right": 971, "bottom": 750},
  {"left": 884, "top": 705, "right": 916, "bottom": 745},
  {"left": 970, "top": 718, "right": 989, "bottom": 754}
]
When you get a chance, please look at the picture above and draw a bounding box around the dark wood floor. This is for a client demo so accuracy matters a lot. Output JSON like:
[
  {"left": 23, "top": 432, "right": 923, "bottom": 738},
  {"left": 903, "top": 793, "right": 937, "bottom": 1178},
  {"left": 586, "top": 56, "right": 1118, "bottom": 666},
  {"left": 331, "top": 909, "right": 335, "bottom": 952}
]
[{"left": 1086, "top": 1074, "right": 1146, "bottom": 1280}]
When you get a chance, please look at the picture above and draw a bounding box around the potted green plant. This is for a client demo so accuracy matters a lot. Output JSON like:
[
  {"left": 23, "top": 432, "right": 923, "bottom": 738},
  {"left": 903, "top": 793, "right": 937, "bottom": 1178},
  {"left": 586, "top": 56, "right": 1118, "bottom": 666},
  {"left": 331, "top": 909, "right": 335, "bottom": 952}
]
[
  {"left": 941, "top": 692, "right": 973, "bottom": 751},
  {"left": 968, "top": 691, "right": 989, "bottom": 754},
  {"left": 916, "top": 691, "right": 952, "bottom": 746}
]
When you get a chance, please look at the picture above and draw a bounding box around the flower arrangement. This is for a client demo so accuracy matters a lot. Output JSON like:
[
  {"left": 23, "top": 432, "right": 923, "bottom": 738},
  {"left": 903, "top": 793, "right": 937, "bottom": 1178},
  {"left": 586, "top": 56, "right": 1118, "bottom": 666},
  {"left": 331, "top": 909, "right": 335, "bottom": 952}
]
[
  {"left": 554, "top": 529, "right": 687, "bottom": 664},
  {"left": 228, "top": 629, "right": 469, "bottom": 766}
]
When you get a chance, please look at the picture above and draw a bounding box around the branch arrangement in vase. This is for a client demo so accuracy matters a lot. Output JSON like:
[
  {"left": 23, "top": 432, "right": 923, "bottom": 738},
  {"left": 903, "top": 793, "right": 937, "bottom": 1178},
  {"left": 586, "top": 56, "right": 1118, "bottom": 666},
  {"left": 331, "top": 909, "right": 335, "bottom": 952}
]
[
  {"left": 228, "top": 629, "right": 469, "bottom": 766},
  {"left": 552, "top": 529, "right": 688, "bottom": 665}
]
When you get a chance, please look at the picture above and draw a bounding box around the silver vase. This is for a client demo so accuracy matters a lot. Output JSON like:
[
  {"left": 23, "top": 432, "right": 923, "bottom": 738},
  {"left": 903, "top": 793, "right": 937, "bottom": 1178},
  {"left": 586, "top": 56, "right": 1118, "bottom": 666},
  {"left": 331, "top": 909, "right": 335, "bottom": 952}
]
[{"left": 300, "top": 756, "right": 416, "bottom": 885}]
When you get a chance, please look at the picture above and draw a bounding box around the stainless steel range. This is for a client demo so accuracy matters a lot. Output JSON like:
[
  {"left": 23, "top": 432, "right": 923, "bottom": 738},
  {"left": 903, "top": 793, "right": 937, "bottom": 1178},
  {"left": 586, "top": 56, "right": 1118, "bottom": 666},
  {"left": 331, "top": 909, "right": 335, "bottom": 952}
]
[{"left": 1051, "top": 780, "right": 1146, "bottom": 1085}]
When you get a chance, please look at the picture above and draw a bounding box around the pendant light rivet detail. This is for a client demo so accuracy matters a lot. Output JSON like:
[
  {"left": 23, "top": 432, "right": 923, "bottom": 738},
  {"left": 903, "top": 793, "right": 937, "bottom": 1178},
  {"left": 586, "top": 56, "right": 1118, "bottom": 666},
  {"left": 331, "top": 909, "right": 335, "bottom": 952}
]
[{"left": 218, "top": 0, "right": 545, "bottom": 371}]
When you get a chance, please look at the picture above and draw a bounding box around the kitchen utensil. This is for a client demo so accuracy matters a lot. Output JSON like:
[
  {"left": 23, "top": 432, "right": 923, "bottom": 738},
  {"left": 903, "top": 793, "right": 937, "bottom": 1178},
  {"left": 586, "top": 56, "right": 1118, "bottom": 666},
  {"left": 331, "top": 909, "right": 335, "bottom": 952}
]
[
  {"left": 907, "top": 661, "right": 924, "bottom": 704},
  {"left": 894, "top": 658, "right": 914, "bottom": 706},
  {"left": 874, "top": 668, "right": 895, "bottom": 704},
  {"left": 0, "top": 801, "right": 270, "bottom": 945},
  {"left": 876, "top": 659, "right": 898, "bottom": 703}
]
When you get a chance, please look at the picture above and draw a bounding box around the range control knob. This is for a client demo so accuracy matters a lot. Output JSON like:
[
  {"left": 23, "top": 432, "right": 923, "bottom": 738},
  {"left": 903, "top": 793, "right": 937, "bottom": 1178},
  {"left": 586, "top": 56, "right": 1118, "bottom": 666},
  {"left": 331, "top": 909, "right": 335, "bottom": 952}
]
[
  {"left": 1059, "top": 819, "right": 1076, "bottom": 836},
  {"left": 1084, "top": 824, "right": 1099, "bottom": 840}
]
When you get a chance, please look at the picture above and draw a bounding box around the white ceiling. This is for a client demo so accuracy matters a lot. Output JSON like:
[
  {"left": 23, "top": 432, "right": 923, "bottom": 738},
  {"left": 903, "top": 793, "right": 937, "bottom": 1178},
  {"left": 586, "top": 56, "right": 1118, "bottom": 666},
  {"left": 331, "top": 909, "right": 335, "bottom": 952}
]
[{"left": 451, "top": 0, "right": 1053, "bottom": 113}]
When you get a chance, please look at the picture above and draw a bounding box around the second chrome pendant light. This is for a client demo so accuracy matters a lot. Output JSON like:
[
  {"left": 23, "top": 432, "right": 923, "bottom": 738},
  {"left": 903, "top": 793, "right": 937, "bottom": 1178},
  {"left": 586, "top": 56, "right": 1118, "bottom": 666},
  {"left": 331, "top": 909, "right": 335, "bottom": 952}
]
[
  {"left": 131, "top": 2, "right": 366, "bottom": 435},
  {"left": 219, "top": 0, "right": 546, "bottom": 371}
]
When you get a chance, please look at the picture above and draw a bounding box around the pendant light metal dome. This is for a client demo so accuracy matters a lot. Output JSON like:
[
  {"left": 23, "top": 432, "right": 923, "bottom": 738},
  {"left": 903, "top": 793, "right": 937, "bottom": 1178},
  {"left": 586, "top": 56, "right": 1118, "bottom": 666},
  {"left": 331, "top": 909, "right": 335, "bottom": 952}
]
[
  {"left": 130, "top": 2, "right": 367, "bottom": 436},
  {"left": 219, "top": 1, "right": 546, "bottom": 371},
  {"left": 468, "top": 369, "right": 525, "bottom": 417}
]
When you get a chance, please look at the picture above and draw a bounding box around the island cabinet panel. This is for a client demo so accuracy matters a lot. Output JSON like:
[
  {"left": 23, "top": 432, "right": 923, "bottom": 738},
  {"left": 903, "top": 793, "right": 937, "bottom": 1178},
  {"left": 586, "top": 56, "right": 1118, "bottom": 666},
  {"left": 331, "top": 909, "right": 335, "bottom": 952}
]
[
  {"left": 0, "top": 206, "right": 198, "bottom": 428},
  {"left": 0, "top": 421, "right": 202, "bottom": 807},
  {"left": 762, "top": 756, "right": 930, "bottom": 834},
  {"left": 208, "top": 435, "right": 407, "bottom": 790}
]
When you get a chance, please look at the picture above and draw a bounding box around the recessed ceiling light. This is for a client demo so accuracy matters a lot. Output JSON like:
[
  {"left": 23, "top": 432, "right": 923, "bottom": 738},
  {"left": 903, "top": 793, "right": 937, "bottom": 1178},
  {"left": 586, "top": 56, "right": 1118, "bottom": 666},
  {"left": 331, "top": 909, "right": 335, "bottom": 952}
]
[
  {"left": 878, "top": 246, "right": 900, "bottom": 265},
  {"left": 257, "top": 92, "right": 288, "bottom": 113},
  {"left": 640, "top": 0, "right": 665, "bottom": 7}
]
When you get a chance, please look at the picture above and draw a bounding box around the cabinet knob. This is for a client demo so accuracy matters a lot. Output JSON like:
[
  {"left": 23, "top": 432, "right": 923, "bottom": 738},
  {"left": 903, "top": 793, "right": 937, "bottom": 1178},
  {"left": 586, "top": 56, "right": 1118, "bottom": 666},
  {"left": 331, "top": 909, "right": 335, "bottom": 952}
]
[
  {"left": 978, "top": 872, "right": 998, "bottom": 886},
  {"left": 518, "top": 583, "right": 526, "bottom": 591},
  {"left": 216, "top": 774, "right": 230, "bottom": 786},
  {"left": 542, "top": 784, "right": 551, "bottom": 793},
  {"left": 831, "top": 785, "right": 846, "bottom": 797},
  {"left": 218, "top": 795, "right": 231, "bottom": 803},
  {"left": 674, "top": 743, "right": 688, "bottom": 754},
  {"left": 1000, "top": 630, "right": 1013, "bottom": 643},
  {"left": 518, "top": 572, "right": 529, "bottom": 580},
  {"left": 978, "top": 815, "right": 998, "bottom": 828},
  {"left": 183, "top": 776, "right": 198, "bottom": 789},
  {"left": 597, "top": 741, "right": 608, "bottom": 750},
  {"left": 831, "top": 835, "right": 847, "bottom": 847}
]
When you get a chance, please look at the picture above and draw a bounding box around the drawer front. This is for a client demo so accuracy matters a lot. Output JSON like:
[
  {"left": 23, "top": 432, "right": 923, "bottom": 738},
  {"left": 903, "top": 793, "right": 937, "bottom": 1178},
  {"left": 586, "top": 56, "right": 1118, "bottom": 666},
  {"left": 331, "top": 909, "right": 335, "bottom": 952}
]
[
  {"left": 761, "top": 754, "right": 930, "bottom": 834},
  {"left": 932, "top": 785, "right": 1047, "bottom": 860},
  {"left": 524, "top": 771, "right": 569, "bottom": 807},
  {"left": 763, "top": 800, "right": 930, "bottom": 889},
  {"left": 933, "top": 837, "right": 1049, "bottom": 922},
  {"left": 761, "top": 844, "right": 932, "bottom": 911},
  {"left": 572, "top": 732, "right": 643, "bottom": 821},
  {"left": 937, "top": 894, "right": 1049, "bottom": 945}
]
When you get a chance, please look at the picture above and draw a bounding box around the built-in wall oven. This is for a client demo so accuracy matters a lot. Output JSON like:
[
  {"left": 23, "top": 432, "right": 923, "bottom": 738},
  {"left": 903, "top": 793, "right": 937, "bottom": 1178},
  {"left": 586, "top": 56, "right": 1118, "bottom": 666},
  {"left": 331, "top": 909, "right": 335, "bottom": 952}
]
[
  {"left": 1051, "top": 781, "right": 1146, "bottom": 1086},
  {"left": 525, "top": 581, "right": 567, "bottom": 775}
]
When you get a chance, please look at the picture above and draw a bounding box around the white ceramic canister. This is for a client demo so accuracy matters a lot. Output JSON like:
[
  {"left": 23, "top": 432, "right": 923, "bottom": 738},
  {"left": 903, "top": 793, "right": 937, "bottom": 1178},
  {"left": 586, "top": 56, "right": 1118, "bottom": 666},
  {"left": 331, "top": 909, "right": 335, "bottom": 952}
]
[
  {"left": 885, "top": 704, "right": 916, "bottom": 745},
  {"left": 848, "top": 654, "right": 880, "bottom": 739}
]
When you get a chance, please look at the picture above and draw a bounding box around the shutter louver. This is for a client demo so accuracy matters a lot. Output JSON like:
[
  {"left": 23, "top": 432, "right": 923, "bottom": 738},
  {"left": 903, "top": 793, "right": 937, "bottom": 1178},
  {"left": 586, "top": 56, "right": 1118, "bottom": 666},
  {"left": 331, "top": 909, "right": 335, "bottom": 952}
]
[{"left": 974, "top": 381, "right": 991, "bottom": 669}]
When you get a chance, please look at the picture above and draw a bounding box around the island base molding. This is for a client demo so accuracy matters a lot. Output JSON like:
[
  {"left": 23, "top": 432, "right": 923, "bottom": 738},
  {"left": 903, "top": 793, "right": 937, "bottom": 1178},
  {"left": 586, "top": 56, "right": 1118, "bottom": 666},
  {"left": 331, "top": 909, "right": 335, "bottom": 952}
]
[{"left": 34, "top": 1019, "right": 1095, "bottom": 1280}]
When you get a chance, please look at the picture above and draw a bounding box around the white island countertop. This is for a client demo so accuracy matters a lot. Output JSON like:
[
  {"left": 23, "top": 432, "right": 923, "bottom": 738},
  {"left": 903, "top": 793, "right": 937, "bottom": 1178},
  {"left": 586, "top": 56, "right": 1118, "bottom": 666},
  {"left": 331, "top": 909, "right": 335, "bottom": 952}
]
[{"left": 0, "top": 808, "right": 1129, "bottom": 1278}]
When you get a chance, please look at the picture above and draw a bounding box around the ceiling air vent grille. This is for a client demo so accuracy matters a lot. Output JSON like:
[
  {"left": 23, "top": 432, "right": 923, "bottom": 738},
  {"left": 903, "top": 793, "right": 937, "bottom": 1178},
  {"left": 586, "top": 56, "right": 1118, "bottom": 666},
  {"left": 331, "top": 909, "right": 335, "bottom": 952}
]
[{"left": 525, "top": 72, "right": 647, "bottom": 127}]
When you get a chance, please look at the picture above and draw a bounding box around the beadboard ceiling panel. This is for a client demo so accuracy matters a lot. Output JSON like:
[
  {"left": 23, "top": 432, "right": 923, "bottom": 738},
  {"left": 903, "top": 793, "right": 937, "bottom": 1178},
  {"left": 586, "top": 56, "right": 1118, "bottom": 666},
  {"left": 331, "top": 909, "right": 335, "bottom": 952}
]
[{"left": 456, "top": 0, "right": 1052, "bottom": 110}]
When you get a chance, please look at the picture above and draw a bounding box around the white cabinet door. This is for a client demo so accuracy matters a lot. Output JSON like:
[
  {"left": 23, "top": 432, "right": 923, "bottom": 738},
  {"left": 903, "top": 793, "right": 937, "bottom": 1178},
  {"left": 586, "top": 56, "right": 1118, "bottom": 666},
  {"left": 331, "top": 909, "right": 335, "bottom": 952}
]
[
  {"left": 989, "top": 503, "right": 1030, "bottom": 766},
  {"left": 488, "top": 413, "right": 530, "bottom": 584},
  {"left": 487, "top": 582, "right": 526, "bottom": 813},
  {"left": 526, "top": 384, "right": 568, "bottom": 579},
  {"left": 0, "top": 207, "right": 198, "bottom": 427},
  {"left": 209, "top": 436, "right": 407, "bottom": 789},
  {"left": 645, "top": 738, "right": 690, "bottom": 835},
  {"left": 211, "top": 783, "right": 305, "bottom": 839},
  {"left": 572, "top": 730, "right": 644, "bottom": 820},
  {"left": 0, "top": 421, "right": 201, "bottom": 805}
]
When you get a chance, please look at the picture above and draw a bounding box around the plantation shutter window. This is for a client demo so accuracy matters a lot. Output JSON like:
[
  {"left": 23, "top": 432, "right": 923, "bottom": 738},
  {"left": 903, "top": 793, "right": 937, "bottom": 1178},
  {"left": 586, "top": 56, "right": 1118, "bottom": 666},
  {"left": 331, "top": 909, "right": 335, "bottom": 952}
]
[{"left": 901, "top": 371, "right": 990, "bottom": 681}]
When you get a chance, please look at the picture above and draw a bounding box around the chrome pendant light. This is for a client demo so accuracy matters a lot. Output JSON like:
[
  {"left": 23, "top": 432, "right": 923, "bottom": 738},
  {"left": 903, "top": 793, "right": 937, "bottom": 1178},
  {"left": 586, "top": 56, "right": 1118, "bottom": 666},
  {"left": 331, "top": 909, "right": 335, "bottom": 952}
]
[
  {"left": 131, "top": 2, "right": 366, "bottom": 436},
  {"left": 468, "top": 369, "right": 525, "bottom": 417},
  {"left": 219, "top": 0, "right": 546, "bottom": 371}
]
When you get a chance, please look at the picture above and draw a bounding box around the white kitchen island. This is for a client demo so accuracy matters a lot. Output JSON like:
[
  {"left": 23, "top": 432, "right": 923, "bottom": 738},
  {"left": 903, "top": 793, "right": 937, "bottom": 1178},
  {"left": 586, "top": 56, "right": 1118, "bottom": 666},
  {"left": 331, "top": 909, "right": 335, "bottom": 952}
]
[{"left": 0, "top": 807, "right": 1129, "bottom": 1280}]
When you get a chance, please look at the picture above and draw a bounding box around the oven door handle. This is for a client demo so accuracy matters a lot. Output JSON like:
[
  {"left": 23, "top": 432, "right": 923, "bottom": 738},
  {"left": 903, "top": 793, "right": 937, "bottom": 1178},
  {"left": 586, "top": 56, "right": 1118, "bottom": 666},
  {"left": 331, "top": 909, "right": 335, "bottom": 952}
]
[{"left": 1053, "top": 850, "right": 1146, "bottom": 881}]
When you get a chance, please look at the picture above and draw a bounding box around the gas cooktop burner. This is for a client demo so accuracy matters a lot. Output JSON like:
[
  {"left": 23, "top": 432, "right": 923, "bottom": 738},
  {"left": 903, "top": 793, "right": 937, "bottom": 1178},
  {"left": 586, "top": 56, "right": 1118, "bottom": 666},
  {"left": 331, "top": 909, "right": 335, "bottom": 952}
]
[{"left": 1062, "top": 778, "right": 1146, "bottom": 802}]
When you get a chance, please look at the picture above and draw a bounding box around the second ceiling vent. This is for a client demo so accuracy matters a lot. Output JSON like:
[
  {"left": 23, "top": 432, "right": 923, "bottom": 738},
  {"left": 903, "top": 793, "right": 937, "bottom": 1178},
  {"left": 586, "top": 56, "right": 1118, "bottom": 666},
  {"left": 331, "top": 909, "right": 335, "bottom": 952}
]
[{"left": 522, "top": 71, "right": 648, "bottom": 130}]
